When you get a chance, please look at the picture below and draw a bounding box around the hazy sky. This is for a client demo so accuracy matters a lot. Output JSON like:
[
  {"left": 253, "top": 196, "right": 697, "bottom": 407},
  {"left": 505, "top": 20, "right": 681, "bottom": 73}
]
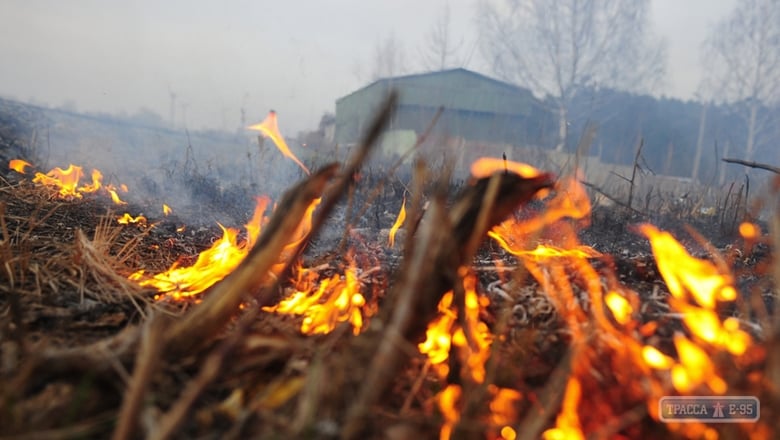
[{"left": 0, "top": 0, "right": 736, "bottom": 135}]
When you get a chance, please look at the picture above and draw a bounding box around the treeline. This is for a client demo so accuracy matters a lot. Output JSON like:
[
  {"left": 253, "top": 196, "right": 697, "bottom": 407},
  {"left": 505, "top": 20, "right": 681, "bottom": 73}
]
[{"left": 562, "top": 88, "right": 780, "bottom": 182}]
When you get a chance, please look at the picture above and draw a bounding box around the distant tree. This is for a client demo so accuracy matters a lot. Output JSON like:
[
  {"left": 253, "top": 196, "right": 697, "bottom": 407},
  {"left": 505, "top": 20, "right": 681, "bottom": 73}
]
[
  {"left": 477, "top": 0, "right": 667, "bottom": 151},
  {"left": 419, "top": 1, "right": 466, "bottom": 71},
  {"left": 370, "top": 33, "right": 408, "bottom": 80},
  {"left": 129, "top": 107, "right": 166, "bottom": 128},
  {"left": 701, "top": 0, "right": 780, "bottom": 161}
]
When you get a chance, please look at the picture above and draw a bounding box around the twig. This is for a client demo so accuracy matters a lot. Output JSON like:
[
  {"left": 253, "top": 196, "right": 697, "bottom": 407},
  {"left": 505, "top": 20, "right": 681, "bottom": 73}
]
[
  {"left": 581, "top": 180, "right": 644, "bottom": 216},
  {"left": 112, "top": 313, "right": 168, "bottom": 440},
  {"left": 627, "top": 138, "right": 644, "bottom": 209},
  {"left": 722, "top": 157, "right": 780, "bottom": 175}
]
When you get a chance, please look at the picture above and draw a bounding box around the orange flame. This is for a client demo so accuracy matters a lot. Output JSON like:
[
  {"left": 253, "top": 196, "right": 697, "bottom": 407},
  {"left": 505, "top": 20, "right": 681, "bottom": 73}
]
[
  {"left": 639, "top": 224, "right": 751, "bottom": 356},
  {"left": 388, "top": 196, "right": 406, "bottom": 248},
  {"left": 738, "top": 221, "right": 759, "bottom": 240},
  {"left": 604, "top": 291, "right": 633, "bottom": 325},
  {"left": 470, "top": 157, "right": 543, "bottom": 179},
  {"left": 542, "top": 378, "right": 584, "bottom": 440},
  {"left": 263, "top": 261, "right": 371, "bottom": 336},
  {"left": 163, "top": 204, "right": 173, "bottom": 216},
  {"left": 248, "top": 111, "right": 310, "bottom": 175},
  {"left": 117, "top": 213, "right": 147, "bottom": 225},
  {"left": 10, "top": 159, "right": 128, "bottom": 204},
  {"left": 9, "top": 159, "right": 32, "bottom": 174},
  {"left": 131, "top": 196, "right": 273, "bottom": 299},
  {"left": 437, "top": 384, "right": 462, "bottom": 440}
]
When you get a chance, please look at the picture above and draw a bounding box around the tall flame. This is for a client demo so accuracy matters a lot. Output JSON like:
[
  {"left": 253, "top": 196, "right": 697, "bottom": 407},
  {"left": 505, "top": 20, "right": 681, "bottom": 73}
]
[
  {"left": 248, "top": 111, "right": 310, "bottom": 175},
  {"left": 388, "top": 196, "right": 406, "bottom": 248}
]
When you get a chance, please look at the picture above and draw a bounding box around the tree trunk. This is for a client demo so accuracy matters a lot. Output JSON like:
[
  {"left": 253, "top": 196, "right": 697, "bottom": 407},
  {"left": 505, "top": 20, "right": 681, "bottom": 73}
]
[
  {"left": 692, "top": 104, "right": 707, "bottom": 183},
  {"left": 745, "top": 101, "right": 758, "bottom": 161},
  {"left": 555, "top": 103, "right": 568, "bottom": 152}
]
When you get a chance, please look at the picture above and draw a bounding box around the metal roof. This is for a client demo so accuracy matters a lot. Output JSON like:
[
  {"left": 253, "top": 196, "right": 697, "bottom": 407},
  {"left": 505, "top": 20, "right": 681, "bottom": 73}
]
[{"left": 336, "top": 68, "right": 538, "bottom": 116}]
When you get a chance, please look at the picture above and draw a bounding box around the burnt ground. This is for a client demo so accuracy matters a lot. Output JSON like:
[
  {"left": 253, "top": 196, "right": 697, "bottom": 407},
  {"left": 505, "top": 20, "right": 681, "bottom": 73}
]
[{"left": 1, "top": 105, "right": 778, "bottom": 439}]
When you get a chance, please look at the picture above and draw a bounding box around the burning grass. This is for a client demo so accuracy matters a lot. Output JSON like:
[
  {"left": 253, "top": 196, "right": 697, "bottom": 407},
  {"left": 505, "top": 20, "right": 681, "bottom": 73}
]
[{"left": 1, "top": 96, "right": 779, "bottom": 439}]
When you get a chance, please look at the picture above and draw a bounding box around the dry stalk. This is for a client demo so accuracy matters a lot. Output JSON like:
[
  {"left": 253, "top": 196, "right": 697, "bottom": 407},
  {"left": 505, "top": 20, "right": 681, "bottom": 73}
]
[{"left": 112, "top": 313, "right": 169, "bottom": 440}]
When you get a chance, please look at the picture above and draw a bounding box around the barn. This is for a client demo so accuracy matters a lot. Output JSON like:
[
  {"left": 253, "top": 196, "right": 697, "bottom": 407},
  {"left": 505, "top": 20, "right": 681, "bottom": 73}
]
[{"left": 334, "top": 68, "right": 553, "bottom": 161}]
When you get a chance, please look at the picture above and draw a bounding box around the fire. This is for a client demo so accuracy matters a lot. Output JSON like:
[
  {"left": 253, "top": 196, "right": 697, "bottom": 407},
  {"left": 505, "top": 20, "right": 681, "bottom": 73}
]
[
  {"left": 9, "top": 159, "right": 31, "bottom": 173},
  {"left": 638, "top": 224, "right": 751, "bottom": 355},
  {"left": 9, "top": 160, "right": 128, "bottom": 204},
  {"left": 388, "top": 196, "right": 406, "bottom": 248},
  {"left": 470, "top": 156, "right": 543, "bottom": 179},
  {"left": 638, "top": 224, "right": 736, "bottom": 308},
  {"left": 419, "top": 270, "right": 506, "bottom": 439},
  {"left": 542, "top": 378, "right": 584, "bottom": 440},
  {"left": 131, "top": 196, "right": 272, "bottom": 299},
  {"left": 487, "top": 175, "right": 591, "bottom": 254},
  {"left": 262, "top": 261, "right": 371, "bottom": 336},
  {"left": 248, "top": 111, "right": 310, "bottom": 175},
  {"left": 604, "top": 290, "right": 633, "bottom": 325},
  {"left": 437, "top": 384, "right": 462, "bottom": 440},
  {"left": 738, "top": 221, "right": 759, "bottom": 240},
  {"left": 117, "top": 213, "right": 147, "bottom": 225},
  {"left": 163, "top": 204, "right": 172, "bottom": 216}
]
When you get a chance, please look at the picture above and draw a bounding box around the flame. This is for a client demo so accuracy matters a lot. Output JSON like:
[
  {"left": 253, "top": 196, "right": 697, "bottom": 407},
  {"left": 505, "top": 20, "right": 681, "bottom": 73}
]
[
  {"left": 9, "top": 159, "right": 31, "bottom": 173},
  {"left": 671, "top": 333, "right": 727, "bottom": 394},
  {"left": 437, "top": 384, "right": 462, "bottom": 440},
  {"left": 542, "top": 378, "right": 584, "bottom": 440},
  {"left": 163, "top": 204, "right": 173, "bottom": 216},
  {"left": 605, "top": 290, "right": 633, "bottom": 325},
  {"left": 639, "top": 224, "right": 751, "bottom": 355},
  {"left": 131, "top": 196, "right": 273, "bottom": 299},
  {"left": 470, "top": 157, "right": 543, "bottom": 179},
  {"left": 488, "top": 175, "right": 591, "bottom": 253},
  {"left": 420, "top": 271, "right": 497, "bottom": 439},
  {"left": 10, "top": 160, "right": 128, "bottom": 204},
  {"left": 638, "top": 224, "right": 736, "bottom": 309},
  {"left": 248, "top": 111, "right": 310, "bottom": 175},
  {"left": 388, "top": 196, "right": 406, "bottom": 248},
  {"left": 488, "top": 385, "right": 522, "bottom": 437},
  {"left": 117, "top": 213, "right": 147, "bottom": 225},
  {"left": 263, "top": 261, "right": 371, "bottom": 336},
  {"left": 738, "top": 221, "right": 759, "bottom": 239}
]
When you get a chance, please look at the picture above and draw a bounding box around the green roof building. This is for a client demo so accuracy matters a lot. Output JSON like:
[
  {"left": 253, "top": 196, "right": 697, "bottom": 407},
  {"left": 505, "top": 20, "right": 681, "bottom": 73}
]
[{"left": 335, "top": 68, "right": 553, "bottom": 150}]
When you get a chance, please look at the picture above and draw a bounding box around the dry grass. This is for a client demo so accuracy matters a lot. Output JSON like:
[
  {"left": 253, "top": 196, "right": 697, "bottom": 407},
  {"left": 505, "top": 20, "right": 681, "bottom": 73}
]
[{"left": 1, "top": 105, "right": 779, "bottom": 440}]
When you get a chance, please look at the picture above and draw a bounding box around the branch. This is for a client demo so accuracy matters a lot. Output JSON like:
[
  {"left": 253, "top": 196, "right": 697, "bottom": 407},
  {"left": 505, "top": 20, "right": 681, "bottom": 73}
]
[{"left": 722, "top": 157, "right": 780, "bottom": 174}]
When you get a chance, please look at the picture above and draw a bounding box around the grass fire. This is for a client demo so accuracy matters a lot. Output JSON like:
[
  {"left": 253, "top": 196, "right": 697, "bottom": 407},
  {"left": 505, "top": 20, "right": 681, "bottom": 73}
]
[{"left": 1, "top": 93, "right": 778, "bottom": 440}]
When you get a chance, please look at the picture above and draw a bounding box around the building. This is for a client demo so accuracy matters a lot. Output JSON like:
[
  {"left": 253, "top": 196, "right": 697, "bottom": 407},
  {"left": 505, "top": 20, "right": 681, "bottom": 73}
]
[{"left": 334, "top": 68, "right": 553, "bottom": 163}]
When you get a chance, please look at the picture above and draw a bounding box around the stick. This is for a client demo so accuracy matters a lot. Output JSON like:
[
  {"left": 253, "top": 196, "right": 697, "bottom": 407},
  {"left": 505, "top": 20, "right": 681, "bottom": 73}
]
[
  {"left": 722, "top": 157, "right": 780, "bottom": 175},
  {"left": 112, "top": 314, "right": 168, "bottom": 440}
]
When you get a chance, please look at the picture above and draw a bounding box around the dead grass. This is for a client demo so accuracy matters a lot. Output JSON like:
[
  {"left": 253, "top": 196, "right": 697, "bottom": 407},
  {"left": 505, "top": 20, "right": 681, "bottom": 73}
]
[{"left": 1, "top": 108, "right": 779, "bottom": 439}]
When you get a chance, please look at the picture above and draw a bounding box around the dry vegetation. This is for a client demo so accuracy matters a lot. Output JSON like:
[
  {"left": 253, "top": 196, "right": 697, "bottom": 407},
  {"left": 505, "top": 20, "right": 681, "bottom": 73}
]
[{"left": 1, "top": 94, "right": 779, "bottom": 439}]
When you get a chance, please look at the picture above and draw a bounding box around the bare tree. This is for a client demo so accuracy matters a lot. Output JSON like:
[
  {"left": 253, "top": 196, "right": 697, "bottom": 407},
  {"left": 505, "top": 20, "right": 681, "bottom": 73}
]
[
  {"left": 370, "top": 33, "right": 408, "bottom": 80},
  {"left": 419, "top": 1, "right": 466, "bottom": 71},
  {"left": 477, "top": 0, "right": 666, "bottom": 151},
  {"left": 701, "top": 0, "right": 780, "bottom": 161}
]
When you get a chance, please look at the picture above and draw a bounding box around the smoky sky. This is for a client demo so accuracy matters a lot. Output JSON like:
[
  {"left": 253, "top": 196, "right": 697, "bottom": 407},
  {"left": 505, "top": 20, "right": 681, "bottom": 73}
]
[{"left": 0, "top": 0, "right": 736, "bottom": 135}]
